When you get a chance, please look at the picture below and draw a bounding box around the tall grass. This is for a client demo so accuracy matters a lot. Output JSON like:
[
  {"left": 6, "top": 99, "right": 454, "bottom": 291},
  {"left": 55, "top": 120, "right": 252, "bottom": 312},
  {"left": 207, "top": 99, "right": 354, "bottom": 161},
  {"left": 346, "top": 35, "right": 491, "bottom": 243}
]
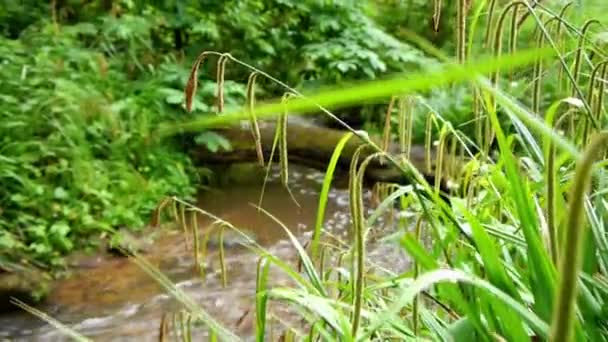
[{"left": 17, "top": 1, "right": 608, "bottom": 341}]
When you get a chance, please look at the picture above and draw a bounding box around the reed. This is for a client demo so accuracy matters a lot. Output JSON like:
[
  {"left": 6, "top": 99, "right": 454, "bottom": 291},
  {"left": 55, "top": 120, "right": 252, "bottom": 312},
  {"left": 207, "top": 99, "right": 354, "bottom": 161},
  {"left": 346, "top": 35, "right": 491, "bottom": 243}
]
[{"left": 246, "top": 72, "right": 264, "bottom": 167}]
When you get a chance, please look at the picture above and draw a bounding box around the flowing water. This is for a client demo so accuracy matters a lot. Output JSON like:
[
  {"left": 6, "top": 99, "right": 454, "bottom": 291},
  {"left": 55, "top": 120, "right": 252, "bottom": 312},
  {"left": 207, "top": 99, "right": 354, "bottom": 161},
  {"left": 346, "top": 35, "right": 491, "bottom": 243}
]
[{"left": 0, "top": 165, "right": 413, "bottom": 341}]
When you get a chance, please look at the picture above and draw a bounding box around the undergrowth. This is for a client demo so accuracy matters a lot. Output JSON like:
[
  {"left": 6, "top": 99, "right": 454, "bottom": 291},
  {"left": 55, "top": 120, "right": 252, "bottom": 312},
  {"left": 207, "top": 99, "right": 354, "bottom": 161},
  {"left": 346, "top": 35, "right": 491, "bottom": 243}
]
[
  {"left": 0, "top": 19, "right": 206, "bottom": 269},
  {"left": 11, "top": 0, "right": 608, "bottom": 341},
  {"left": 0, "top": 0, "right": 444, "bottom": 273}
]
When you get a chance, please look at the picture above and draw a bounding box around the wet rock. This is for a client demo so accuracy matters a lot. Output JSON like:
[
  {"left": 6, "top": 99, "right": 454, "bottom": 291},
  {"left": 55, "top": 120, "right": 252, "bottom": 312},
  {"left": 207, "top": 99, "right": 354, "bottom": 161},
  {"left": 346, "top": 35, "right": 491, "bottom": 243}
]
[{"left": 0, "top": 269, "right": 51, "bottom": 313}]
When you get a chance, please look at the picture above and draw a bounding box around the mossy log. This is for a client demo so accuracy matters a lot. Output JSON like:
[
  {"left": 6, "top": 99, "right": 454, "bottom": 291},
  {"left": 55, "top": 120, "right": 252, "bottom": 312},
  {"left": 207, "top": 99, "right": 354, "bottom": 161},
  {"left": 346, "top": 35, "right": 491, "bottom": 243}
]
[{"left": 188, "top": 118, "right": 454, "bottom": 190}]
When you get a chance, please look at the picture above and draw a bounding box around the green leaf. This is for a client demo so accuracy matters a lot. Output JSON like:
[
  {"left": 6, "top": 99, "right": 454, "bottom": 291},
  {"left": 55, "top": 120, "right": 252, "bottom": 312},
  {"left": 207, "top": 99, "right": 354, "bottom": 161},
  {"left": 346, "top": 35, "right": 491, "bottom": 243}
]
[
  {"left": 160, "top": 88, "right": 185, "bottom": 105},
  {"left": 159, "top": 47, "right": 554, "bottom": 135},
  {"left": 362, "top": 269, "right": 550, "bottom": 340},
  {"left": 194, "top": 132, "right": 232, "bottom": 152},
  {"left": 0, "top": 232, "right": 18, "bottom": 249},
  {"left": 458, "top": 204, "right": 527, "bottom": 341},
  {"left": 485, "top": 90, "right": 556, "bottom": 322},
  {"left": 312, "top": 132, "right": 353, "bottom": 257},
  {"left": 53, "top": 187, "right": 69, "bottom": 200}
]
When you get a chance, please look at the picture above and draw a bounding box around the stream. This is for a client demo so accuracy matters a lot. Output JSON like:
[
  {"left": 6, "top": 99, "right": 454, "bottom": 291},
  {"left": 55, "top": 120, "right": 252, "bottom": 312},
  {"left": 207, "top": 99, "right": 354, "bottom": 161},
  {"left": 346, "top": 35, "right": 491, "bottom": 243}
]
[{"left": 0, "top": 165, "right": 413, "bottom": 341}]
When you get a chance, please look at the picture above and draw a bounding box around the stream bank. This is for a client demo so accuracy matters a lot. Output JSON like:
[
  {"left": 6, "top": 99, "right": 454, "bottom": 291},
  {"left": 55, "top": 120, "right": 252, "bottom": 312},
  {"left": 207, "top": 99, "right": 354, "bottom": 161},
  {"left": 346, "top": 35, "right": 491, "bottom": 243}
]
[{"left": 0, "top": 164, "right": 413, "bottom": 341}]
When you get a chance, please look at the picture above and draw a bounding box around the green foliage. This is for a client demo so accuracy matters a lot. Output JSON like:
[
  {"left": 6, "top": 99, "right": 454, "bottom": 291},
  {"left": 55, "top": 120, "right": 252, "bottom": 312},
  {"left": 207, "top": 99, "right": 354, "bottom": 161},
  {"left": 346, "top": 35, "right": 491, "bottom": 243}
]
[
  {"left": 368, "top": 0, "right": 457, "bottom": 48},
  {"left": 140, "top": 0, "right": 433, "bottom": 89},
  {"left": 0, "top": 0, "right": 48, "bottom": 38},
  {"left": 0, "top": 0, "right": 436, "bottom": 271},
  {"left": 141, "top": 1, "right": 608, "bottom": 340},
  {"left": 0, "top": 11, "right": 204, "bottom": 268},
  {"left": 9, "top": 1, "right": 608, "bottom": 341}
]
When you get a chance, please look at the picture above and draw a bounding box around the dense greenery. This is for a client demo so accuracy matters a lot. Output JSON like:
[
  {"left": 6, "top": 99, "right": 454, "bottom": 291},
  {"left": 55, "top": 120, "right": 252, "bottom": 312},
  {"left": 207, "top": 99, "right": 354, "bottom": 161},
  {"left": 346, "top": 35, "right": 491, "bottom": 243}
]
[
  {"left": 0, "top": 1, "right": 442, "bottom": 270},
  {"left": 1, "top": 3, "right": 197, "bottom": 269},
  {"left": 139, "top": 1, "right": 608, "bottom": 341},
  {"left": 5, "top": 0, "right": 608, "bottom": 341}
]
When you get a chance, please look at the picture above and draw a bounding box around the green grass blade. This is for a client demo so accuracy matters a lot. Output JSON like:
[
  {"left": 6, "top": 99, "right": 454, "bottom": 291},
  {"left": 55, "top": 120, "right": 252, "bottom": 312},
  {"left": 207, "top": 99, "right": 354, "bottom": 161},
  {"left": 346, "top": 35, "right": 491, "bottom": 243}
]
[
  {"left": 255, "top": 205, "right": 327, "bottom": 297},
  {"left": 267, "top": 288, "right": 352, "bottom": 339},
  {"left": 255, "top": 257, "right": 271, "bottom": 342},
  {"left": 457, "top": 203, "right": 528, "bottom": 340},
  {"left": 158, "top": 47, "right": 553, "bottom": 136},
  {"left": 366, "top": 185, "right": 413, "bottom": 227},
  {"left": 129, "top": 253, "right": 241, "bottom": 341},
  {"left": 10, "top": 298, "right": 92, "bottom": 342},
  {"left": 361, "top": 269, "right": 550, "bottom": 341},
  {"left": 399, "top": 233, "right": 481, "bottom": 332},
  {"left": 400, "top": 233, "right": 439, "bottom": 270},
  {"left": 312, "top": 132, "right": 354, "bottom": 258},
  {"left": 457, "top": 202, "right": 520, "bottom": 299},
  {"left": 485, "top": 90, "right": 557, "bottom": 322},
  {"left": 447, "top": 316, "right": 476, "bottom": 341},
  {"left": 477, "top": 78, "right": 580, "bottom": 159},
  {"left": 551, "top": 133, "right": 608, "bottom": 342},
  {"left": 419, "top": 307, "right": 451, "bottom": 341}
]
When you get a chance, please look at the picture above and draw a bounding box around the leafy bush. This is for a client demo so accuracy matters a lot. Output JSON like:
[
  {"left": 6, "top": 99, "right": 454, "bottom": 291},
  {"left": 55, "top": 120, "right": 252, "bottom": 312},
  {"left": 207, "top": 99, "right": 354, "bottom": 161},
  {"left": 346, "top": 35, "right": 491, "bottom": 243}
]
[
  {"left": 140, "top": 0, "right": 433, "bottom": 89},
  {"left": 0, "top": 17, "right": 206, "bottom": 268}
]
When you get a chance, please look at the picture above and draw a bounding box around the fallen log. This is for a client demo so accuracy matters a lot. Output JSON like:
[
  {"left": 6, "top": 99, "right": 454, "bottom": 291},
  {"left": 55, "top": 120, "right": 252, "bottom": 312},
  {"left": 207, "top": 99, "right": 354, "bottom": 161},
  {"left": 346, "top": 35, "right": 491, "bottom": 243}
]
[{"left": 187, "top": 118, "right": 454, "bottom": 192}]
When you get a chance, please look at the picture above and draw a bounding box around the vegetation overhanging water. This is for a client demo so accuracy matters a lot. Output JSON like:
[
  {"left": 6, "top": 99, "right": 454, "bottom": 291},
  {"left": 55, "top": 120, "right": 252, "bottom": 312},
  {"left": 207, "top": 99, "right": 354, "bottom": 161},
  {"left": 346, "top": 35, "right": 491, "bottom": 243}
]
[{"left": 1, "top": 1, "right": 608, "bottom": 341}]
